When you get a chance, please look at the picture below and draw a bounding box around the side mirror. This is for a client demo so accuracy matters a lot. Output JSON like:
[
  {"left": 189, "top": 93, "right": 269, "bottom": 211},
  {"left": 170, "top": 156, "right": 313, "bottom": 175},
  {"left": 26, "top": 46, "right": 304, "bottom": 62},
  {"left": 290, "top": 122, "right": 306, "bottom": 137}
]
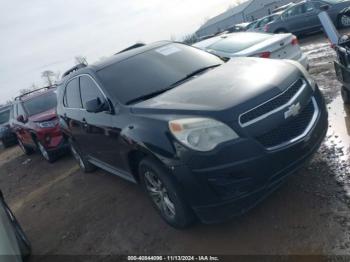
[
  {"left": 17, "top": 115, "right": 26, "bottom": 123},
  {"left": 320, "top": 4, "right": 330, "bottom": 11},
  {"left": 85, "top": 98, "right": 108, "bottom": 113}
]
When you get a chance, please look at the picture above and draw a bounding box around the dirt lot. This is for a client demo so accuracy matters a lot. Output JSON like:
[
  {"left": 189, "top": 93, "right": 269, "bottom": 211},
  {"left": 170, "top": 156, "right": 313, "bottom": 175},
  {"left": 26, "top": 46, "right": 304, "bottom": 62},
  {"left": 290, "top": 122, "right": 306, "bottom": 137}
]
[{"left": 1, "top": 32, "right": 350, "bottom": 259}]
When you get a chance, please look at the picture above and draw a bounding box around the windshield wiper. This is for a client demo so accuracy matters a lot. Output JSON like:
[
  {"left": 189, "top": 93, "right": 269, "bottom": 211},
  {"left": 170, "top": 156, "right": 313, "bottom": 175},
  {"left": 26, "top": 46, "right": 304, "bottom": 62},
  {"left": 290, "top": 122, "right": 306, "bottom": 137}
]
[
  {"left": 168, "top": 64, "right": 222, "bottom": 88},
  {"left": 126, "top": 88, "right": 173, "bottom": 105},
  {"left": 126, "top": 64, "right": 221, "bottom": 105}
]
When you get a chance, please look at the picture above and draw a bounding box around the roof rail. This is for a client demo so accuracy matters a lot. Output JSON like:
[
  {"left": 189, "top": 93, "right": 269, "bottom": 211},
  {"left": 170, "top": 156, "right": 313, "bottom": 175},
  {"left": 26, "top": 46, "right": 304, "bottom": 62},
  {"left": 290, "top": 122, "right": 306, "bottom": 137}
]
[
  {"left": 62, "top": 63, "right": 87, "bottom": 79},
  {"left": 14, "top": 86, "right": 55, "bottom": 101},
  {"left": 115, "top": 43, "right": 146, "bottom": 55}
]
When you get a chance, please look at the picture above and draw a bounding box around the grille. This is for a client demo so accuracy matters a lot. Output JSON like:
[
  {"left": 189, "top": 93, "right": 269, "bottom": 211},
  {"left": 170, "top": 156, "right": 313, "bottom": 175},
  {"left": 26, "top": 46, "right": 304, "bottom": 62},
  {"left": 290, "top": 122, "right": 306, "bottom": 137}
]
[
  {"left": 240, "top": 79, "right": 305, "bottom": 125},
  {"left": 255, "top": 99, "right": 315, "bottom": 149}
]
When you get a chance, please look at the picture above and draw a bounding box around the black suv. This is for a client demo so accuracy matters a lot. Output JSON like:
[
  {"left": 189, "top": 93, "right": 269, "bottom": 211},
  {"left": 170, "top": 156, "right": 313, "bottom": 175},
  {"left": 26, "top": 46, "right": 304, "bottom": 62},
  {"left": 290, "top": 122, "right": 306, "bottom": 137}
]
[
  {"left": 57, "top": 41, "right": 328, "bottom": 228},
  {"left": 0, "top": 105, "right": 17, "bottom": 148}
]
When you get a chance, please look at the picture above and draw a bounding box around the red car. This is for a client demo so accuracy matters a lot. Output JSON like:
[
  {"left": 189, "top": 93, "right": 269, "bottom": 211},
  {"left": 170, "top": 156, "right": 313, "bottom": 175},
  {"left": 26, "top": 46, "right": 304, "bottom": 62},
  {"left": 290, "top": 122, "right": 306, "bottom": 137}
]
[{"left": 10, "top": 87, "right": 68, "bottom": 162}]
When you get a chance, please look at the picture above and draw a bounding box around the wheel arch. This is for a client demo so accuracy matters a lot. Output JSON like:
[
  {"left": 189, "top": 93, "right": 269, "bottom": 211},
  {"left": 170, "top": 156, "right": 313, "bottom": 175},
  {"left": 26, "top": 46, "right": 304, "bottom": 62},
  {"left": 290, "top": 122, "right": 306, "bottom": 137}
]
[{"left": 274, "top": 28, "right": 288, "bottom": 34}]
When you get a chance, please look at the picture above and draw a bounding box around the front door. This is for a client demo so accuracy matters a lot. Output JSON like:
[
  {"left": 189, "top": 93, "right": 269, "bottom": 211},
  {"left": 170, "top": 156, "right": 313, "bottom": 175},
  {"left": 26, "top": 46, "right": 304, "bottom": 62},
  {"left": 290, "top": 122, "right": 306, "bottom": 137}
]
[{"left": 78, "top": 75, "right": 130, "bottom": 174}]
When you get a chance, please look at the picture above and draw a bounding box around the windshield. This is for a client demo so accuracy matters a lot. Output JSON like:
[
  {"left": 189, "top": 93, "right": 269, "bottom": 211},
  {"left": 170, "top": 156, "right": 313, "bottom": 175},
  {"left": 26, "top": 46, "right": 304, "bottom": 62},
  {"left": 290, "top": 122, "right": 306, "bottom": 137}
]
[
  {"left": 23, "top": 91, "right": 57, "bottom": 116},
  {"left": 0, "top": 110, "right": 10, "bottom": 124},
  {"left": 207, "top": 33, "right": 271, "bottom": 54},
  {"left": 97, "top": 43, "right": 223, "bottom": 104}
]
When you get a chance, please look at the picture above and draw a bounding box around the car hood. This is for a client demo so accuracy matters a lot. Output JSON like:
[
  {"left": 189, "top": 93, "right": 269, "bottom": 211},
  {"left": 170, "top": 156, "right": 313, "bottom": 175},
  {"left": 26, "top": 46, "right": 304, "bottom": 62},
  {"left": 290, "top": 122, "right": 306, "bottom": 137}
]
[
  {"left": 28, "top": 108, "right": 57, "bottom": 122},
  {"left": 132, "top": 57, "right": 301, "bottom": 113}
]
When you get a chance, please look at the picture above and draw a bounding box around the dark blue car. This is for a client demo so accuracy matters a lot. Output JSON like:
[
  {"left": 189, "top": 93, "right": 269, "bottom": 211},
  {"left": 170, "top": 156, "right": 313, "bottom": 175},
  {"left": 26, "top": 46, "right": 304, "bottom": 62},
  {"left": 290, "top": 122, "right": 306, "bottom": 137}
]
[{"left": 266, "top": 0, "right": 350, "bottom": 35}]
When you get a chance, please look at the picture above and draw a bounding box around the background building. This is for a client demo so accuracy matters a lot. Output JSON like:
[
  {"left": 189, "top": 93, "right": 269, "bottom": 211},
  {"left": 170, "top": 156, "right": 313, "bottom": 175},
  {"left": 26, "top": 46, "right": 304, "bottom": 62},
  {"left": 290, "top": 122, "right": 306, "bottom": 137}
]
[{"left": 195, "top": 0, "right": 297, "bottom": 37}]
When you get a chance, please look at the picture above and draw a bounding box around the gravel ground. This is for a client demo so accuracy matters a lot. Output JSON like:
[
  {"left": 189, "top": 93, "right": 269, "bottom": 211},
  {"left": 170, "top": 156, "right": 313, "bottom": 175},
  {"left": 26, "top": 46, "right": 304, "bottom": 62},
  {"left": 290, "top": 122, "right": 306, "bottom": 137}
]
[{"left": 1, "top": 31, "right": 350, "bottom": 259}]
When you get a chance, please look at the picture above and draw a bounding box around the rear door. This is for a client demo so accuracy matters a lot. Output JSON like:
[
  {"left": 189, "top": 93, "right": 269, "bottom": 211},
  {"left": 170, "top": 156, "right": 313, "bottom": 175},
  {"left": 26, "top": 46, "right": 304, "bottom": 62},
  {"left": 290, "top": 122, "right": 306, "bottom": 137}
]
[
  {"left": 62, "top": 77, "right": 85, "bottom": 149},
  {"left": 281, "top": 4, "right": 309, "bottom": 34},
  {"left": 304, "top": 1, "right": 323, "bottom": 32}
]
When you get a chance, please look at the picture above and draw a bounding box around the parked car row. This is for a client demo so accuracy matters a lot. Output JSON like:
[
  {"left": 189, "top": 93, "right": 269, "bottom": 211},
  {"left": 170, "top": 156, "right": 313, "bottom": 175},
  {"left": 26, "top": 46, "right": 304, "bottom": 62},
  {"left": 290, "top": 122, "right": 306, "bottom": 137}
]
[
  {"left": 1, "top": 40, "right": 328, "bottom": 229},
  {"left": 227, "top": 0, "right": 350, "bottom": 36}
]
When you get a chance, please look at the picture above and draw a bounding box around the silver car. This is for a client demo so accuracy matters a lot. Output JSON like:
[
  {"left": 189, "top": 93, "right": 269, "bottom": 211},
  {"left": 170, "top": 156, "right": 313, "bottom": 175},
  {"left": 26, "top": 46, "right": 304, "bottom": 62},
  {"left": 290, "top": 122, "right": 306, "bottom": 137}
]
[
  {"left": 0, "top": 190, "right": 31, "bottom": 262},
  {"left": 193, "top": 32, "right": 309, "bottom": 69}
]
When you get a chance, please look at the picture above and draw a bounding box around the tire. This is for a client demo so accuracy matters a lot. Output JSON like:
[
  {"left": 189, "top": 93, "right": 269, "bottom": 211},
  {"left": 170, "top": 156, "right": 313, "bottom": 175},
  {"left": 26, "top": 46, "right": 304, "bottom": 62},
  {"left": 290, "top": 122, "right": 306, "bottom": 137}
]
[
  {"left": 339, "top": 14, "right": 350, "bottom": 28},
  {"left": 4, "top": 204, "right": 31, "bottom": 259},
  {"left": 2, "top": 139, "right": 9, "bottom": 148},
  {"left": 139, "top": 157, "right": 196, "bottom": 229},
  {"left": 341, "top": 86, "right": 350, "bottom": 104},
  {"left": 70, "top": 141, "right": 95, "bottom": 173},
  {"left": 37, "top": 142, "right": 56, "bottom": 163},
  {"left": 17, "top": 138, "right": 33, "bottom": 156}
]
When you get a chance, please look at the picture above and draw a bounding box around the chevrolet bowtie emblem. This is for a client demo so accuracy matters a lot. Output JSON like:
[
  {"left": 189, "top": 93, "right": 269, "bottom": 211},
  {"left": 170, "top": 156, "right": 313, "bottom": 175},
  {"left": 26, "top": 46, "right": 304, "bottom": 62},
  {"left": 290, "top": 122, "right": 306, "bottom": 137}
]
[{"left": 284, "top": 103, "right": 301, "bottom": 119}]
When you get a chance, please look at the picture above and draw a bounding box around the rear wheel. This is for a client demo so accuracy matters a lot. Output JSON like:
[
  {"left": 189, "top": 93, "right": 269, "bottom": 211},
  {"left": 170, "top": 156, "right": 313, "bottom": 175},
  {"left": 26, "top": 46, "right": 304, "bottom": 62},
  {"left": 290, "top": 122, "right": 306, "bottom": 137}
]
[
  {"left": 37, "top": 142, "right": 56, "bottom": 163},
  {"left": 139, "top": 157, "right": 196, "bottom": 229},
  {"left": 2, "top": 139, "right": 9, "bottom": 148},
  {"left": 339, "top": 14, "right": 350, "bottom": 28},
  {"left": 18, "top": 138, "right": 33, "bottom": 155},
  {"left": 341, "top": 86, "right": 350, "bottom": 104},
  {"left": 70, "top": 142, "right": 95, "bottom": 173}
]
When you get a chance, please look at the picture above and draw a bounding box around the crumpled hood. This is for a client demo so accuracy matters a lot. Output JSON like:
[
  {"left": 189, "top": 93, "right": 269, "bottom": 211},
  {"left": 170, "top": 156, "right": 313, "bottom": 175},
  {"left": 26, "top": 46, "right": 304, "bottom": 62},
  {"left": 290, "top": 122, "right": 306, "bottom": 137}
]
[
  {"left": 28, "top": 108, "right": 57, "bottom": 122},
  {"left": 132, "top": 57, "right": 301, "bottom": 112}
]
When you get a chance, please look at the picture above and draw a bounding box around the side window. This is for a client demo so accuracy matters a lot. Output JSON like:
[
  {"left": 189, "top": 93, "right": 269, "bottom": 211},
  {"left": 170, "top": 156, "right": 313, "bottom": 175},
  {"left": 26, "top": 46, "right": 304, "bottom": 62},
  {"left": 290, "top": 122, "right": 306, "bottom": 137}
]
[
  {"left": 283, "top": 4, "right": 305, "bottom": 19},
  {"left": 79, "top": 76, "right": 105, "bottom": 109},
  {"left": 64, "top": 78, "right": 82, "bottom": 109},
  {"left": 305, "top": 2, "right": 316, "bottom": 13},
  {"left": 258, "top": 18, "right": 268, "bottom": 27},
  {"left": 17, "top": 104, "right": 26, "bottom": 117}
]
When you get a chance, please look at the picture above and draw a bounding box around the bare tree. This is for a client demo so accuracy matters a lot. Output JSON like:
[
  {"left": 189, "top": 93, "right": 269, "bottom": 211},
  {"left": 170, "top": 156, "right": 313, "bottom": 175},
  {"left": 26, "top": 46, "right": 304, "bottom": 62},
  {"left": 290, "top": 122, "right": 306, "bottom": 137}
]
[
  {"left": 182, "top": 33, "right": 198, "bottom": 45},
  {"left": 41, "top": 70, "right": 55, "bottom": 86},
  {"left": 75, "top": 55, "right": 88, "bottom": 65}
]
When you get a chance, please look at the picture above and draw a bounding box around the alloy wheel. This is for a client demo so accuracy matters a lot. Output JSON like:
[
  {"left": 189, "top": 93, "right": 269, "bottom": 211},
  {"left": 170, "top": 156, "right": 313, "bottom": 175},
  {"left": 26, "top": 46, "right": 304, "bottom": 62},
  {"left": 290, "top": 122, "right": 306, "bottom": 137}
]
[
  {"left": 144, "top": 170, "right": 176, "bottom": 219},
  {"left": 341, "top": 14, "right": 350, "bottom": 27}
]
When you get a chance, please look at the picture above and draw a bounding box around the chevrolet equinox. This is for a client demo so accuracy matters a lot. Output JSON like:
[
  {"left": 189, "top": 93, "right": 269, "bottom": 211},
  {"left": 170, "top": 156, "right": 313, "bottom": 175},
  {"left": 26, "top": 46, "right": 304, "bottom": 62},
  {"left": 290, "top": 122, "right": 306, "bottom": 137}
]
[{"left": 57, "top": 41, "right": 328, "bottom": 228}]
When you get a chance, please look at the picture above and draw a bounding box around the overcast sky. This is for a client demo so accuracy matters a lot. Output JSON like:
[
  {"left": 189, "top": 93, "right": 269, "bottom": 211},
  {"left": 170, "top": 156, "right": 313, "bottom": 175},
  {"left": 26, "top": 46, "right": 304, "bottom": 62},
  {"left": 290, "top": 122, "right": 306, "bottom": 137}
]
[{"left": 0, "top": 0, "right": 239, "bottom": 104}]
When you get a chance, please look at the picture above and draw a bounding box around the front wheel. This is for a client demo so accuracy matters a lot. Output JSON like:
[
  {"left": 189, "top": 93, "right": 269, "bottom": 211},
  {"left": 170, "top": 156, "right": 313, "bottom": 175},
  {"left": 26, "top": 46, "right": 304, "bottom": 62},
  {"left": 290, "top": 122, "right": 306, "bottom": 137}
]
[
  {"left": 339, "top": 14, "right": 350, "bottom": 28},
  {"left": 139, "top": 157, "right": 196, "bottom": 229},
  {"left": 18, "top": 138, "right": 33, "bottom": 155}
]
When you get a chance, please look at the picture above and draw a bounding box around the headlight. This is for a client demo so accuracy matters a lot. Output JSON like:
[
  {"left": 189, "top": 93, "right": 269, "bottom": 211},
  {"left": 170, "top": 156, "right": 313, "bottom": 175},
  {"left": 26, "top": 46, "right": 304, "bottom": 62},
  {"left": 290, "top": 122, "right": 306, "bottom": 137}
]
[
  {"left": 169, "top": 118, "right": 239, "bottom": 152},
  {"left": 37, "top": 119, "right": 58, "bottom": 128},
  {"left": 285, "top": 59, "right": 316, "bottom": 90}
]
